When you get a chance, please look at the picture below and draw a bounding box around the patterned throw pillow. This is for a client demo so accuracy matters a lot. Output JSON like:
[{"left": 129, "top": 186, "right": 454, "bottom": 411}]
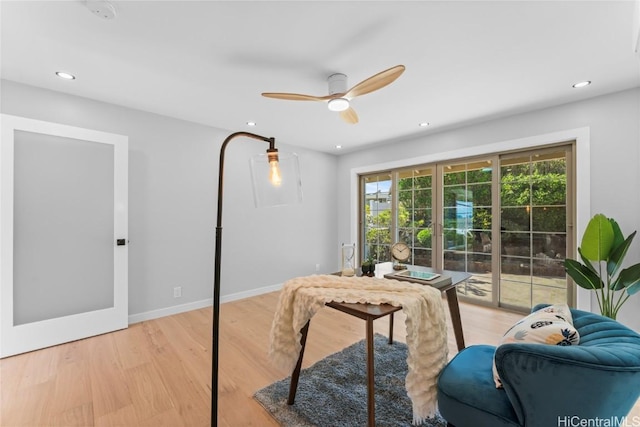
[{"left": 492, "top": 304, "right": 579, "bottom": 388}]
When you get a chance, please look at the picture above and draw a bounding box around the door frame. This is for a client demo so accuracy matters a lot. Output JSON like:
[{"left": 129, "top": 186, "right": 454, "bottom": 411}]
[
  {"left": 350, "top": 127, "right": 591, "bottom": 311},
  {"left": 0, "top": 114, "right": 128, "bottom": 358}
]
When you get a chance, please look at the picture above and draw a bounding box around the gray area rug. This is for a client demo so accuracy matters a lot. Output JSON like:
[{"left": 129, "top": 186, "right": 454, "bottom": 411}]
[{"left": 254, "top": 334, "right": 447, "bottom": 426}]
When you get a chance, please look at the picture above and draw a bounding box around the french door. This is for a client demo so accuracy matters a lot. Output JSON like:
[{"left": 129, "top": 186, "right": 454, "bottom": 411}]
[
  {"left": 360, "top": 144, "right": 574, "bottom": 311},
  {"left": 438, "top": 158, "right": 496, "bottom": 305},
  {"left": 497, "top": 147, "right": 573, "bottom": 310},
  {"left": 0, "top": 115, "right": 128, "bottom": 357}
]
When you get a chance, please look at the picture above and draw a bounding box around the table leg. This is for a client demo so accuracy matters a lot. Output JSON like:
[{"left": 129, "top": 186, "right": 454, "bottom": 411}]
[
  {"left": 287, "top": 321, "right": 310, "bottom": 405},
  {"left": 366, "top": 318, "right": 375, "bottom": 427},
  {"left": 388, "top": 312, "right": 394, "bottom": 344},
  {"left": 445, "top": 288, "right": 465, "bottom": 351}
]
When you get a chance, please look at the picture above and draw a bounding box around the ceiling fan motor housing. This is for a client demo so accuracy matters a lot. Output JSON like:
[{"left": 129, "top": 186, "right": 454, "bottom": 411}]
[{"left": 328, "top": 73, "right": 348, "bottom": 95}]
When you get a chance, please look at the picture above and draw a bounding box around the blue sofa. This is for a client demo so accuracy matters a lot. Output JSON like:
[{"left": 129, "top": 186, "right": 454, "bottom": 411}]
[{"left": 437, "top": 305, "right": 640, "bottom": 427}]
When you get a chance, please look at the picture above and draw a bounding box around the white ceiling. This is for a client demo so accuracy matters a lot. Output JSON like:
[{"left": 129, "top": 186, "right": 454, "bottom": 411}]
[{"left": 2, "top": 1, "right": 639, "bottom": 154}]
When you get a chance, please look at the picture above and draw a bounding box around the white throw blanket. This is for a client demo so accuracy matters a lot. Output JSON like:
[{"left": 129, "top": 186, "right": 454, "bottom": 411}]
[{"left": 268, "top": 274, "right": 448, "bottom": 424}]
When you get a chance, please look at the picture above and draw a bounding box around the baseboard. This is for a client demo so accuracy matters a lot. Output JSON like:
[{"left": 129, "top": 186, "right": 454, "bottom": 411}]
[
  {"left": 127, "top": 282, "right": 284, "bottom": 324},
  {"left": 128, "top": 299, "right": 213, "bottom": 324},
  {"left": 220, "top": 282, "right": 283, "bottom": 304}
]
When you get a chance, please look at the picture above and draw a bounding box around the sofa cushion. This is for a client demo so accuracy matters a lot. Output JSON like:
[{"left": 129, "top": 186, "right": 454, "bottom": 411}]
[
  {"left": 493, "top": 304, "right": 579, "bottom": 387},
  {"left": 438, "top": 345, "right": 520, "bottom": 427}
]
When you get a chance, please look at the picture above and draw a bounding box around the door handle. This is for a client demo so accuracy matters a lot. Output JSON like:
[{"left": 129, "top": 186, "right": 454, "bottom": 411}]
[{"left": 116, "top": 239, "right": 127, "bottom": 246}]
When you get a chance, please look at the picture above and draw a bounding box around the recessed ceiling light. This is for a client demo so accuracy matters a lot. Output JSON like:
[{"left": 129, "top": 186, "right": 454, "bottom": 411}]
[
  {"left": 419, "top": 122, "right": 430, "bottom": 127},
  {"left": 55, "top": 71, "right": 76, "bottom": 80},
  {"left": 335, "top": 145, "right": 342, "bottom": 149},
  {"left": 246, "top": 121, "right": 256, "bottom": 127},
  {"left": 572, "top": 81, "right": 591, "bottom": 88}
]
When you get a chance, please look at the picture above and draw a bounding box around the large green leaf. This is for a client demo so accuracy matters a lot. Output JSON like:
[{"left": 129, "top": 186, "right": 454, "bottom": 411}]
[
  {"left": 578, "top": 247, "right": 598, "bottom": 275},
  {"left": 564, "top": 258, "right": 604, "bottom": 290},
  {"left": 628, "top": 281, "right": 640, "bottom": 296},
  {"left": 608, "top": 231, "right": 636, "bottom": 278},
  {"left": 613, "top": 263, "right": 640, "bottom": 294},
  {"left": 580, "top": 214, "right": 614, "bottom": 261},
  {"left": 609, "top": 218, "right": 625, "bottom": 250}
]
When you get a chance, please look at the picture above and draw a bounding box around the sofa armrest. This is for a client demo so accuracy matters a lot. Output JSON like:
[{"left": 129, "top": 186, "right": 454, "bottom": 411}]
[{"left": 496, "top": 343, "right": 640, "bottom": 426}]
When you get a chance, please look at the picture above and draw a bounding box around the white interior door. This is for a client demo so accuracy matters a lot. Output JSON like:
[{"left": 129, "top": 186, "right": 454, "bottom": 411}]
[{"left": 0, "top": 114, "right": 128, "bottom": 358}]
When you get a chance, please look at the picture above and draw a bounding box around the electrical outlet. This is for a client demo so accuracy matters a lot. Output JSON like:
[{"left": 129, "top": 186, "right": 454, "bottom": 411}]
[
  {"left": 315, "top": 263, "right": 320, "bottom": 272},
  {"left": 173, "top": 286, "right": 182, "bottom": 298}
]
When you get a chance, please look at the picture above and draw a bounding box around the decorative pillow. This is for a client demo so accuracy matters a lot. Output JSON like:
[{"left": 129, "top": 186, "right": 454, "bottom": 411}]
[{"left": 492, "top": 304, "right": 579, "bottom": 388}]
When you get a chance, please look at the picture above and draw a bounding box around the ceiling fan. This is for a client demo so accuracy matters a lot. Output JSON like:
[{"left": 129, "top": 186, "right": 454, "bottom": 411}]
[{"left": 261, "top": 65, "right": 405, "bottom": 124}]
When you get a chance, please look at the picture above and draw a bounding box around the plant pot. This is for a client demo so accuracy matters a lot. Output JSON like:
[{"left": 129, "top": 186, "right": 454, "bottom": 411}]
[
  {"left": 361, "top": 264, "right": 376, "bottom": 277},
  {"left": 361, "top": 264, "right": 372, "bottom": 276},
  {"left": 367, "top": 265, "right": 376, "bottom": 277}
]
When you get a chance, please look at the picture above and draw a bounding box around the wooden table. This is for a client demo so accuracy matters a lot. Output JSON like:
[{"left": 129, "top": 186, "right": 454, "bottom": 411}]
[
  {"left": 287, "top": 265, "right": 470, "bottom": 427},
  {"left": 287, "top": 302, "right": 402, "bottom": 427},
  {"left": 384, "top": 264, "right": 472, "bottom": 352}
]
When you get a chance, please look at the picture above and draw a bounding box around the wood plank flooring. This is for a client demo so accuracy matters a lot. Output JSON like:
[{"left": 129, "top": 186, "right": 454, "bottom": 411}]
[{"left": 1, "top": 292, "right": 638, "bottom": 426}]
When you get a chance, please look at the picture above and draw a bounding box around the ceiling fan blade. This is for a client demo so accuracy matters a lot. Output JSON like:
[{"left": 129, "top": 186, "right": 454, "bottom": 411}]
[
  {"left": 345, "top": 65, "right": 405, "bottom": 99},
  {"left": 339, "top": 107, "right": 359, "bottom": 124},
  {"left": 261, "top": 92, "right": 329, "bottom": 102}
]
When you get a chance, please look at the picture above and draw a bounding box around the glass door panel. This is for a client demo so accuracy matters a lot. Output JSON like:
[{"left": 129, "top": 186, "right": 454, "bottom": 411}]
[
  {"left": 499, "top": 150, "right": 568, "bottom": 310},
  {"left": 362, "top": 173, "right": 392, "bottom": 262},
  {"left": 13, "top": 131, "right": 115, "bottom": 325},
  {"left": 442, "top": 160, "right": 493, "bottom": 303},
  {"left": 398, "top": 168, "right": 433, "bottom": 267}
]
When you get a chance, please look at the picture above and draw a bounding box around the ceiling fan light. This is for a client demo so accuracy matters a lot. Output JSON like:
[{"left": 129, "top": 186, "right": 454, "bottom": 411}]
[{"left": 328, "top": 98, "right": 349, "bottom": 112}]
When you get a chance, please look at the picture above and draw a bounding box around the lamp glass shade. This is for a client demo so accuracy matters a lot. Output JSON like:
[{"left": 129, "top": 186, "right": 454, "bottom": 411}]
[{"left": 250, "top": 152, "right": 303, "bottom": 208}]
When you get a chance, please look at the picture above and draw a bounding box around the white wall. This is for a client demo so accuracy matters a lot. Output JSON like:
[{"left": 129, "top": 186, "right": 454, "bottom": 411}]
[
  {"left": 4, "top": 79, "right": 639, "bottom": 332},
  {"left": 1, "top": 80, "right": 339, "bottom": 320},
  {"left": 336, "top": 88, "right": 640, "bottom": 331}
]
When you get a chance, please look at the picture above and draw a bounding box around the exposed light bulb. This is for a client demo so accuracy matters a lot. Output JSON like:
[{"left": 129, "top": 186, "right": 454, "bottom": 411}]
[
  {"left": 267, "top": 149, "right": 282, "bottom": 187},
  {"left": 269, "top": 159, "right": 282, "bottom": 187},
  {"left": 328, "top": 98, "right": 350, "bottom": 112}
]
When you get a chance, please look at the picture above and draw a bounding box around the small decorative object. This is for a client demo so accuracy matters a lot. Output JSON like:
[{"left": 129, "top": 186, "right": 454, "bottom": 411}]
[
  {"left": 391, "top": 242, "right": 410, "bottom": 270},
  {"left": 564, "top": 214, "right": 640, "bottom": 319},
  {"left": 341, "top": 243, "right": 356, "bottom": 277},
  {"left": 361, "top": 253, "right": 376, "bottom": 277},
  {"left": 361, "top": 259, "right": 372, "bottom": 276}
]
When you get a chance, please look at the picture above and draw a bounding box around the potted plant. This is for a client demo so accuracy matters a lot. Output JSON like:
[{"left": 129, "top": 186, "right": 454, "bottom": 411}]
[
  {"left": 361, "top": 252, "right": 377, "bottom": 277},
  {"left": 564, "top": 213, "right": 640, "bottom": 319}
]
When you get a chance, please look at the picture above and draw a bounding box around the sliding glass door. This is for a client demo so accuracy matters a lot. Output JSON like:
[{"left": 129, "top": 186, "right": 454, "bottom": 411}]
[
  {"left": 440, "top": 159, "right": 495, "bottom": 304},
  {"left": 499, "top": 148, "right": 572, "bottom": 310},
  {"left": 359, "top": 144, "right": 574, "bottom": 312},
  {"left": 362, "top": 173, "right": 392, "bottom": 262},
  {"left": 397, "top": 167, "right": 434, "bottom": 267}
]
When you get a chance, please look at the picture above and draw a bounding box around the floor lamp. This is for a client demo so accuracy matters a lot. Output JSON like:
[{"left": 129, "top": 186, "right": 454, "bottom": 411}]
[{"left": 212, "top": 131, "right": 301, "bottom": 427}]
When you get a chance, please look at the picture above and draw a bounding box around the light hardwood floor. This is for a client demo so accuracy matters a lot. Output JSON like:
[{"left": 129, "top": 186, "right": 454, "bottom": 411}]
[{"left": 1, "top": 292, "right": 639, "bottom": 426}]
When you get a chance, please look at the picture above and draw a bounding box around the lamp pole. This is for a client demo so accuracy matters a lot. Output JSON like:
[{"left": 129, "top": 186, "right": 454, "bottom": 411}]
[{"left": 212, "top": 132, "right": 277, "bottom": 427}]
